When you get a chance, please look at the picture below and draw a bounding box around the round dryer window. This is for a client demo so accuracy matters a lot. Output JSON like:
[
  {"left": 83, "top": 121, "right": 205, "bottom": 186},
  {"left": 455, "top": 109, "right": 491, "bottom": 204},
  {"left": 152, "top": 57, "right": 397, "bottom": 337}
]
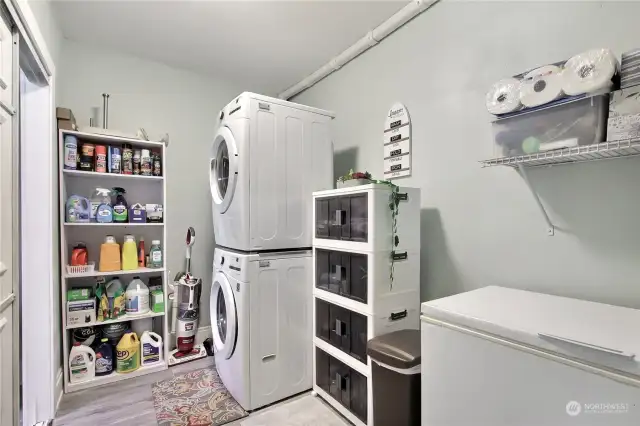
[
  {"left": 210, "top": 271, "right": 237, "bottom": 359},
  {"left": 217, "top": 290, "right": 227, "bottom": 341},
  {"left": 210, "top": 126, "right": 238, "bottom": 213}
]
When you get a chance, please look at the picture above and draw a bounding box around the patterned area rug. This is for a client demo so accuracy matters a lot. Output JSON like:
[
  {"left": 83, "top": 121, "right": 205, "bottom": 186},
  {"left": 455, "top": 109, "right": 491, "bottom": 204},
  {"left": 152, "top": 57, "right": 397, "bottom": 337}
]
[{"left": 153, "top": 367, "right": 248, "bottom": 426}]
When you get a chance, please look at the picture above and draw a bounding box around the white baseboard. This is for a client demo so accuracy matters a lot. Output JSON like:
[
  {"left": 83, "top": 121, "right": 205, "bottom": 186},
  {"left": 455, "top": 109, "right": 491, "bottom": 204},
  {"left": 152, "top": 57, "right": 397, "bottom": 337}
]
[
  {"left": 54, "top": 368, "right": 63, "bottom": 412},
  {"left": 168, "top": 325, "right": 212, "bottom": 346}
]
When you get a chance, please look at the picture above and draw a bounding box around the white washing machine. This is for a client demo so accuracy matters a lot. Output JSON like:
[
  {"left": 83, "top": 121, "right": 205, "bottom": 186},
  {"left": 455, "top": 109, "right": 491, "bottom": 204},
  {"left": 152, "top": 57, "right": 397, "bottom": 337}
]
[
  {"left": 210, "top": 247, "right": 312, "bottom": 411},
  {"left": 210, "top": 92, "right": 334, "bottom": 252}
]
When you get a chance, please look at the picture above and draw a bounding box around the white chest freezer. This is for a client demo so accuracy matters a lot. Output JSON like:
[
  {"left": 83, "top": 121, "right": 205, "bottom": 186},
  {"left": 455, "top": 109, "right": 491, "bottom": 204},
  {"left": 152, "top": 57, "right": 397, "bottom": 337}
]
[{"left": 420, "top": 286, "right": 640, "bottom": 426}]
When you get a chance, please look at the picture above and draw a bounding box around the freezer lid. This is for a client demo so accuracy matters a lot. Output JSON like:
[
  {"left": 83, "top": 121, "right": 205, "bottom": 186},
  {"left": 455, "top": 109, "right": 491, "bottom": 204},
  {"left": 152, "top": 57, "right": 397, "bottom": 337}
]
[{"left": 421, "top": 286, "right": 640, "bottom": 378}]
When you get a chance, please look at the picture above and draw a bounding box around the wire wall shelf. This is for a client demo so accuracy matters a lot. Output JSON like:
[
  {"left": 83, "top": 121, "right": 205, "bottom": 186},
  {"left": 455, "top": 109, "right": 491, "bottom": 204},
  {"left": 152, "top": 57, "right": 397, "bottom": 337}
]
[{"left": 480, "top": 137, "right": 640, "bottom": 168}]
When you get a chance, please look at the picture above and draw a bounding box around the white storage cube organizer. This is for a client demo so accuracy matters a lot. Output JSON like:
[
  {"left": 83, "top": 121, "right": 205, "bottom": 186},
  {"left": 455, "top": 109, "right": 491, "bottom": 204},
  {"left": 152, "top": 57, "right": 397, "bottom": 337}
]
[
  {"left": 312, "top": 185, "right": 421, "bottom": 426},
  {"left": 313, "top": 184, "right": 420, "bottom": 252}
]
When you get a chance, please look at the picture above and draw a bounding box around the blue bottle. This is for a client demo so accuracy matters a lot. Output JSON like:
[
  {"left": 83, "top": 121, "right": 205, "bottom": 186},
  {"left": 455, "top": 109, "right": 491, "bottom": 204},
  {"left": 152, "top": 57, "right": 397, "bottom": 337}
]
[{"left": 94, "top": 338, "right": 114, "bottom": 376}]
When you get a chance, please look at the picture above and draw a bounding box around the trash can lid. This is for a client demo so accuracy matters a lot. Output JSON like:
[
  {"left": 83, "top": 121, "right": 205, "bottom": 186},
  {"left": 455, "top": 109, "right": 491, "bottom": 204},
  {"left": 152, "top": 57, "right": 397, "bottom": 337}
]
[{"left": 366, "top": 329, "right": 421, "bottom": 369}]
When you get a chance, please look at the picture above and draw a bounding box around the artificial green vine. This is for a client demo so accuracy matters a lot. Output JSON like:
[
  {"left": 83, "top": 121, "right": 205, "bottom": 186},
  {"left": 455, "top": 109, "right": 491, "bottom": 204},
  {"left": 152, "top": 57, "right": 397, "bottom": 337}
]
[{"left": 379, "top": 181, "right": 400, "bottom": 291}]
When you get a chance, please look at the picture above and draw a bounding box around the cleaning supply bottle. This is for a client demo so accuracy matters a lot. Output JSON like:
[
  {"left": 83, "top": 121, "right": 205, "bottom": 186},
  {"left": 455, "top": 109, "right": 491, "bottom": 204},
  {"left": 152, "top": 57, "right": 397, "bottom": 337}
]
[
  {"left": 126, "top": 277, "right": 150, "bottom": 315},
  {"left": 70, "top": 243, "right": 88, "bottom": 266},
  {"left": 122, "top": 234, "right": 138, "bottom": 270},
  {"left": 149, "top": 240, "right": 163, "bottom": 268},
  {"left": 94, "top": 338, "right": 114, "bottom": 376},
  {"left": 66, "top": 195, "right": 90, "bottom": 223},
  {"left": 90, "top": 188, "right": 111, "bottom": 222},
  {"left": 111, "top": 187, "right": 128, "bottom": 222},
  {"left": 69, "top": 343, "right": 96, "bottom": 383},
  {"left": 140, "top": 331, "right": 163, "bottom": 366},
  {"left": 99, "top": 235, "right": 121, "bottom": 272},
  {"left": 138, "top": 237, "right": 145, "bottom": 267},
  {"left": 116, "top": 332, "right": 140, "bottom": 373},
  {"left": 106, "top": 277, "right": 125, "bottom": 318}
]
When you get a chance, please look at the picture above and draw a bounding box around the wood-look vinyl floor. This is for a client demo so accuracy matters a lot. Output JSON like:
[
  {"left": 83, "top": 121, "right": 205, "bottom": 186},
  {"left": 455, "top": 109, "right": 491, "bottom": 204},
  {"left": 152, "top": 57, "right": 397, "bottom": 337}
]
[{"left": 54, "top": 356, "right": 348, "bottom": 426}]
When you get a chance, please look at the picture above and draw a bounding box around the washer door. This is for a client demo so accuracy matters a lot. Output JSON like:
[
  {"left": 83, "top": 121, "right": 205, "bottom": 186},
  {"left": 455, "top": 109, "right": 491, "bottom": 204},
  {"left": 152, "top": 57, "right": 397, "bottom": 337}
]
[
  {"left": 211, "top": 271, "right": 237, "bottom": 359},
  {"left": 210, "top": 126, "right": 238, "bottom": 214}
]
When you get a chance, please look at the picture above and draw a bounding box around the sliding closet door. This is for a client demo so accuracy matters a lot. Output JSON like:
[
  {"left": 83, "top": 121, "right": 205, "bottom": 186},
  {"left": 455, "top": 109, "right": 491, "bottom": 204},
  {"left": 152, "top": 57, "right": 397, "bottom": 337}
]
[{"left": 0, "top": 8, "right": 17, "bottom": 426}]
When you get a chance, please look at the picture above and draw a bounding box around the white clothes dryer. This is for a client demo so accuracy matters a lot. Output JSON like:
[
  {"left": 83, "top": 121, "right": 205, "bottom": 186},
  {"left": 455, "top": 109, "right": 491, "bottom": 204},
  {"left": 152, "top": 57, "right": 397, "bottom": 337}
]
[
  {"left": 210, "top": 92, "right": 334, "bottom": 252},
  {"left": 210, "top": 247, "right": 312, "bottom": 411}
]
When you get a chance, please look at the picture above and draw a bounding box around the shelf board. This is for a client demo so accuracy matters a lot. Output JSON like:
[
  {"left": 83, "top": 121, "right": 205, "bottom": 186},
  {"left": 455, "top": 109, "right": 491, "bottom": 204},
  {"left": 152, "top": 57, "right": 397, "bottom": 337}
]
[
  {"left": 64, "top": 222, "right": 163, "bottom": 227},
  {"left": 63, "top": 169, "right": 163, "bottom": 181},
  {"left": 66, "top": 310, "right": 165, "bottom": 330},
  {"left": 60, "top": 129, "right": 165, "bottom": 149},
  {"left": 481, "top": 137, "right": 640, "bottom": 168},
  {"left": 66, "top": 361, "right": 168, "bottom": 393},
  {"left": 65, "top": 266, "right": 165, "bottom": 279},
  {"left": 313, "top": 288, "right": 371, "bottom": 316}
]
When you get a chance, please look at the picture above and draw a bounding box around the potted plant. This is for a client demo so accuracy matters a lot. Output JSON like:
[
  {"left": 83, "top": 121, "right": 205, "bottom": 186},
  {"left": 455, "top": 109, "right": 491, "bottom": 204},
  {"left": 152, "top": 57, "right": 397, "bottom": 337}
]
[{"left": 337, "top": 169, "right": 372, "bottom": 188}]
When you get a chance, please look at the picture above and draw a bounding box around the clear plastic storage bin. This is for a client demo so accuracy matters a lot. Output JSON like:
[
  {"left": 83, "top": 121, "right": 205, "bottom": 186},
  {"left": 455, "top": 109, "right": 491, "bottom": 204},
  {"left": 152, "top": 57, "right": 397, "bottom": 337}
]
[{"left": 492, "top": 94, "right": 609, "bottom": 158}]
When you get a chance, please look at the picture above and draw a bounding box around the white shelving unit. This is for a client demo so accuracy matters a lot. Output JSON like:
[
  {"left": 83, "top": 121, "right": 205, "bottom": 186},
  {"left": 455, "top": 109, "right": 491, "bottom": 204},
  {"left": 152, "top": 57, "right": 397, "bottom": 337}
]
[
  {"left": 311, "top": 185, "right": 421, "bottom": 426},
  {"left": 59, "top": 129, "right": 169, "bottom": 393},
  {"left": 480, "top": 137, "right": 640, "bottom": 236}
]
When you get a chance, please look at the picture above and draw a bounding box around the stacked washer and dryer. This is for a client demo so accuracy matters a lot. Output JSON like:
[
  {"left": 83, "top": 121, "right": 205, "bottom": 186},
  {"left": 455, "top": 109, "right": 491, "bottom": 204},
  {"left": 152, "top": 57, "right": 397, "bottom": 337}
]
[{"left": 209, "top": 92, "right": 334, "bottom": 411}]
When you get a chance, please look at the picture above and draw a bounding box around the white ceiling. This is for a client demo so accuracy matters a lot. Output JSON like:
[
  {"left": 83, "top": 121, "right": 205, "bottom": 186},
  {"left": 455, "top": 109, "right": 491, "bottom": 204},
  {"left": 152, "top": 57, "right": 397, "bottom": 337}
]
[{"left": 53, "top": 1, "right": 405, "bottom": 95}]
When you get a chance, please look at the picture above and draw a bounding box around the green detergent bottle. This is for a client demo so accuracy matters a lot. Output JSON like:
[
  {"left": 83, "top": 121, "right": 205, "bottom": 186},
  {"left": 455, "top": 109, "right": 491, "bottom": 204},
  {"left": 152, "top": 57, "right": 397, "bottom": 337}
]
[{"left": 112, "top": 187, "right": 128, "bottom": 223}]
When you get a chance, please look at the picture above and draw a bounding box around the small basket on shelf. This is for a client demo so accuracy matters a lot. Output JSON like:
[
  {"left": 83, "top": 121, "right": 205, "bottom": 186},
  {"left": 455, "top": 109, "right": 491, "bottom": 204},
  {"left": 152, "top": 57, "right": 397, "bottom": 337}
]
[{"left": 66, "top": 262, "right": 96, "bottom": 275}]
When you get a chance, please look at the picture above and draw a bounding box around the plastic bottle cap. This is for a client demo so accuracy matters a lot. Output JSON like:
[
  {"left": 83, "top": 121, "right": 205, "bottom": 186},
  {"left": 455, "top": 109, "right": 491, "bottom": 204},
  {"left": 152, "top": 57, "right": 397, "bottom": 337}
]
[
  {"left": 152, "top": 240, "right": 161, "bottom": 245},
  {"left": 133, "top": 276, "right": 140, "bottom": 279},
  {"left": 105, "top": 235, "right": 116, "bottom": 244}
]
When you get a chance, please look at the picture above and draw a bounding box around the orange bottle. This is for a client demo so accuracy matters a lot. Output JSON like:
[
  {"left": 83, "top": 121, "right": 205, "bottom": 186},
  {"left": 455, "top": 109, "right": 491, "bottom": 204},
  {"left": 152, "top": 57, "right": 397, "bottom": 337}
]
[
  {"left": 99, "top": 235, "right": 121, "bottom": 272},
  {"left": 138, "top": 238, "right": 145, "bottom": 267}
]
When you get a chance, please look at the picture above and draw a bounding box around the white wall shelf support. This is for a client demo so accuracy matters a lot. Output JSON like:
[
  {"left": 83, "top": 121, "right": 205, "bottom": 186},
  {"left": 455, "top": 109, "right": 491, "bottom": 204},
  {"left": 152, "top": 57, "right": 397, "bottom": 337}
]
[{"left": 517, "top": 164, "right": 555, "bottom": 236}]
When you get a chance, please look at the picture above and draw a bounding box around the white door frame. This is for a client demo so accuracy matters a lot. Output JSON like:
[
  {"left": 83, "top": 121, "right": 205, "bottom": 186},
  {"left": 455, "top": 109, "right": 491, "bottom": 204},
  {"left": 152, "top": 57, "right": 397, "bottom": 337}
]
[{"left": 2, "top": 1, "right": 57, "bottom": 424}]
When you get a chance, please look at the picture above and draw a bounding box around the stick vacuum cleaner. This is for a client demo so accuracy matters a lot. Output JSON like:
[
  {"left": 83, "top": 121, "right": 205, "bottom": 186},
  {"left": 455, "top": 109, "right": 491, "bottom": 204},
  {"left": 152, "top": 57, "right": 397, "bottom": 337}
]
[{"left": 168, "top": 227, "right": 207, "bottom": 365}]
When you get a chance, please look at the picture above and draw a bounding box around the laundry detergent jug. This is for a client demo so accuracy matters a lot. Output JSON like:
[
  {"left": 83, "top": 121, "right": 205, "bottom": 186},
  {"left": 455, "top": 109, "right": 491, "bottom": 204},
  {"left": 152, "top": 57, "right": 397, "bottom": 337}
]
[
  {"left": 140, "top": 331, "right": 163, "bottom": 366},
  {"left": 126, "top": 277, "right": 150, "bottom": 315},
  {"left": 94, "top": 338, "right": 114, "bottom": 376},
  {"left": 69, "top": 343, "right": 96, "bottom": 383},
  {"left": 116, "top": 332, "right": 140, "bottom": 373}
]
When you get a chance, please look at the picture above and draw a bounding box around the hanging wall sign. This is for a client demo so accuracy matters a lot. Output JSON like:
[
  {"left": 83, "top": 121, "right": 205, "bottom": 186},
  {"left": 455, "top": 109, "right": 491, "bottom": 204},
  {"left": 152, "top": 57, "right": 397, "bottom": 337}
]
[{"left": 383, "top": 102, "right": 411, "bottom": 179}]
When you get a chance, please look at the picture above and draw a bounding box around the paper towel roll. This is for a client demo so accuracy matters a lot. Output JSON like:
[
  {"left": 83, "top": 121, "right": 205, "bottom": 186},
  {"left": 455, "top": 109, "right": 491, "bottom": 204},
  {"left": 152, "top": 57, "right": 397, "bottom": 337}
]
[
  {"left": 562, "top": 48, "right": 618, "bottom": 96},
  {"left": 486, "top": 78, "right": 522, "bottom": 115},
  {"left": 519, "top": 65, "right": 565, "bottom": 107}
]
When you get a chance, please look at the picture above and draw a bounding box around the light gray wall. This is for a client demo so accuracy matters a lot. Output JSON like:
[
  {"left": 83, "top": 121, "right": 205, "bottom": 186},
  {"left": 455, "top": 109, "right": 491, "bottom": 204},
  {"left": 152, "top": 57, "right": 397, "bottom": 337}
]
[
  {"left": 294, "top": 1, "right": 640, "bottom": 308},
  {"left": 58, "top": 39, "right": 245, "bottom": 327}
]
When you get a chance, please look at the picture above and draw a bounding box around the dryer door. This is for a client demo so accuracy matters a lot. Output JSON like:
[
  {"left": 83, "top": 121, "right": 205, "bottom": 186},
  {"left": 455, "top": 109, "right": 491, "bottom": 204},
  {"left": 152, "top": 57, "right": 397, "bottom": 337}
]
[
  {"left": 210, "top": 126, "right": 239, "bottom": 214},
  {"left": 211, "top": 271, "right": 238, "bottom": 359}
]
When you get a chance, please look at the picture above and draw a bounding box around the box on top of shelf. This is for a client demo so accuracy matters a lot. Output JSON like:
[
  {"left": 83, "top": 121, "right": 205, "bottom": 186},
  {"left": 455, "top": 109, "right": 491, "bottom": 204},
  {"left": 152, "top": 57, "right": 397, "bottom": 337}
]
[
  {"left": 607, "top": 87, "right": 640, "bottom": 141},
  {"left": 492, "top": 93, "right": 609, "bottom": 159},
  {"left": 313, "top": 184, "right": 420, "bottom": 252}
]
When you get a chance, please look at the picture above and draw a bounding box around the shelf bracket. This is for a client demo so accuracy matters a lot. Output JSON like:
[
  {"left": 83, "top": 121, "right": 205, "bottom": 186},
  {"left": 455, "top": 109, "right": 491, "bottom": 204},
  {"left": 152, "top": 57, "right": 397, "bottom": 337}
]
[{"left": 517, "top": 164, "right": 555, "bottom": 236}]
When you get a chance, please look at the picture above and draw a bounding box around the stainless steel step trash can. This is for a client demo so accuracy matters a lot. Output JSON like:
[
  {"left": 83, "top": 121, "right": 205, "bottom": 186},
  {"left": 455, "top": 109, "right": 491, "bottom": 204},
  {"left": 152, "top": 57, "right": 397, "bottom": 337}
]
[{"left": 367, "top": 329, "right": 421, "bottom": 426}]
